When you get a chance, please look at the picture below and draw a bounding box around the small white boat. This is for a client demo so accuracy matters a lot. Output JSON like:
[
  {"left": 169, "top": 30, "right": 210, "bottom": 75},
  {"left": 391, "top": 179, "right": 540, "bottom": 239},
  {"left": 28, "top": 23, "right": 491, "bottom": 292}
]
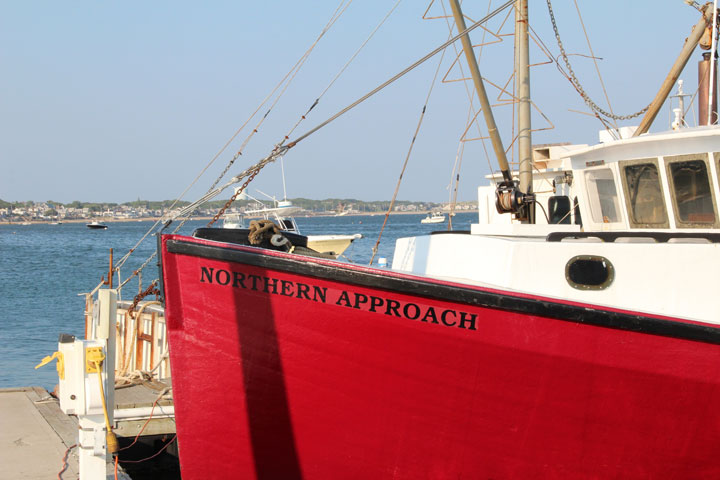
[
  {"left": 86, "top": 221, "right": 108, "bottom": 230},
  {"left": 420, "top": 212, "right": 446, "bottom": 224},
  {"left": 305, "top": 232, "right": 363, "bottom": 257},
  {"left": 222, "top": 213, "right": 245, "bottom": 229},
  {"left": 223, "top": 206, "right": 361, "bottom": 258}
]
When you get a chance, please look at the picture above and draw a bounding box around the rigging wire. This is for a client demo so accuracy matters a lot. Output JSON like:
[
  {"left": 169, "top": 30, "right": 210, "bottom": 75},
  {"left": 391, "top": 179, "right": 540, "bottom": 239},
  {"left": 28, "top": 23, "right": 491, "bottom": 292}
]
[
  {"left": 448, "top": 132, "right": 466, "bottom": 230},
  {"left": 286, "top": 0, "right": 517, "bottom": 149},
  {"left": 368, "top": 30, "right": 449, "bottom": 266},
  {"left": 546, "top": 0, "right": 650, "bottom": 121},
  {"left": 203, "top": 0, "right": 402, "bottom": 226},
  {"left": 283, "top": 0, "right": 404, "bottom": 142},
  {"left": 201, "top": 0, "right": 516, "bottom": 229},
  {"left": 91, "top": 0, "right": 353, "bottom": 295},
  {"left": 106, "top": 0, "right": 516, "bottom": 285},
  {"left": 571, "top": 0, "right": 619, "bottom": 130},
  {"left": 204, "top": 0, "right": 354, "bottom": 193},
  {"left": 174, "top": 0, "right": 353, "bottom": 231}
]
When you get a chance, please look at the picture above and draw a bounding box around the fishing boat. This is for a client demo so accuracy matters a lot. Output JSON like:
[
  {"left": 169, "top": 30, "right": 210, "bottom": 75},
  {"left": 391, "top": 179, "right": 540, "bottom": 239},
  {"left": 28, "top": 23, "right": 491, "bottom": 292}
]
[
  {"left": 86, "top": 221, "right": 108, "bottom": 230},
  {"left": 420, "top": 211, "right": 446, "bottom": 224},
  {"left": 158, "top": 1, "right": 720, "bottom": 478}
]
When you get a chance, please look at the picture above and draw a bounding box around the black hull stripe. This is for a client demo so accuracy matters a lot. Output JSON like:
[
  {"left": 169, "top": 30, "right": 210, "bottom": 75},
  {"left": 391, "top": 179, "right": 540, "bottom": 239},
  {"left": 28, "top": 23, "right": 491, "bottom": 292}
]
[{"left": 166, "top": 238, "right": 720, "bottom": 345}]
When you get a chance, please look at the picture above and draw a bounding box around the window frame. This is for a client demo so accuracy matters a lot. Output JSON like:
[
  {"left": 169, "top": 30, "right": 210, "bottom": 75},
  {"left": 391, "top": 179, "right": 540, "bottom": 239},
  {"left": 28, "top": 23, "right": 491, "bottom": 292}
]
[
  {"left": 565, "top": 255, "right": 615, "bottom": 291},
  {"left": 665, "top": 153, "right": 719, "bottom": 229},
  {"left": 583, "top": 167, "right": 624, "bottom": 225},
  {"left": 619, "top": 158, "right": 670, "bottom": 229}
]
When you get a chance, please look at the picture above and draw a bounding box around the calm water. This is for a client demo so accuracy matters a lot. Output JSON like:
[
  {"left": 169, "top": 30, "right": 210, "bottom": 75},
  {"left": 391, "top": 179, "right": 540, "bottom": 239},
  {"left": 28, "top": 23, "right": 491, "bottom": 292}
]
[{"left": 0, "top": 212, "right": 476, "bottom": 389}]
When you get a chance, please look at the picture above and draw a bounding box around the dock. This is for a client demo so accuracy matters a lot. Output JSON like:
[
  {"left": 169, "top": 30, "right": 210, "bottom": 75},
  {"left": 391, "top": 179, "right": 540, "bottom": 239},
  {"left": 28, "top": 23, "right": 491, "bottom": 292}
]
[
  {"left": 2, "top": 295, "right": 178, "bottom": 479},
  {"left": 1, "top": 383, "right": 175, "bottom": 479}
]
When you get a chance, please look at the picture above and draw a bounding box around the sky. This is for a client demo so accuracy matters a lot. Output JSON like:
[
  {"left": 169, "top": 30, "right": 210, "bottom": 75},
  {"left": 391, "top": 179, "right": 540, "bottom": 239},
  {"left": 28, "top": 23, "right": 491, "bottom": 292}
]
[{"left": 0, "top": 1, "right": 705, "bottom": 204}]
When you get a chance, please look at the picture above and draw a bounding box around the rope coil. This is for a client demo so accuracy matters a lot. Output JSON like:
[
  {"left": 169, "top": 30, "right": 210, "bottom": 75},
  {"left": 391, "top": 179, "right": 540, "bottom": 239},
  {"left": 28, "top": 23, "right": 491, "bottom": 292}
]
[{"left": 247, "top": 220, "right": 293, "bottom": 253}]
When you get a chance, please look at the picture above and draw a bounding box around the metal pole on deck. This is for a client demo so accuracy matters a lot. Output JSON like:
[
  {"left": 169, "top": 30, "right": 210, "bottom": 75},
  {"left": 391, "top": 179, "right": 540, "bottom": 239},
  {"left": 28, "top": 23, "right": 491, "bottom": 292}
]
[{"left": 708, "top": 0, "right": 718, "bottom": 124}]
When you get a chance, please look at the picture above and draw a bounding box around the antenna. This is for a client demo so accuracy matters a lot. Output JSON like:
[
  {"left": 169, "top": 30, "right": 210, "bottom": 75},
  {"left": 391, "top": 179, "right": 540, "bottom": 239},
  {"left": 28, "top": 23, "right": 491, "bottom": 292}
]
[
  {"left": 280, "top": 157, "right": 288, "bottom": 201},
  {"left": 670, "top": 79, "right": 690, "bottom": 129}
]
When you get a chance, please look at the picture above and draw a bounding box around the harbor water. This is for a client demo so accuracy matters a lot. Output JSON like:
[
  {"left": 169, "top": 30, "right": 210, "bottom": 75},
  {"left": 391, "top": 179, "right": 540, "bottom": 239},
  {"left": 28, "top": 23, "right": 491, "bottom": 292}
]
[{"left": 0, "top": 212, "right": 476, "bottom": 389}]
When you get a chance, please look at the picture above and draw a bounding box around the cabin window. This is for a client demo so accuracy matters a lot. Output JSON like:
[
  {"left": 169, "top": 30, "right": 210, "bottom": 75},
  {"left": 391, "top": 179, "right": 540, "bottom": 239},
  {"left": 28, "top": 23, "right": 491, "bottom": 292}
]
[
  {"left": 565, "top": 255, "right": 614, "bottom": 290},
  {"left": 666, "top": 154, "right": 718, "bottom": 227},
  {"left": 620, "top": 160, "right": 669, "bottom": 228},
  {"left": 548, "top": 196, "right": 571, "bottom": 224},
  {"left": 584, "top": 168, "right": 621, "bottom": 223}
]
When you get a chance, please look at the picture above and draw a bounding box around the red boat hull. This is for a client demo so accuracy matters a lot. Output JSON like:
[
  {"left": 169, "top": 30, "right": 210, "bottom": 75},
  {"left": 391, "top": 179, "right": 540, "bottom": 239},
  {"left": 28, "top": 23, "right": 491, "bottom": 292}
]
[{"left": 161, "top": 235, "right": 720, "bottom": 479}]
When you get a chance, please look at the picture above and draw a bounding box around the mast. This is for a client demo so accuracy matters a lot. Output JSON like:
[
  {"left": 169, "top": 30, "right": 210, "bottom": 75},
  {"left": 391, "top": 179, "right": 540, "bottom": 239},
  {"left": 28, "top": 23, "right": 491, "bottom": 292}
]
[
  {"left": 516, "top": 0, "right": 533, "bottom": 222},
  {"left": 448, "top": 0, "right": 511, "bottom": 183}
]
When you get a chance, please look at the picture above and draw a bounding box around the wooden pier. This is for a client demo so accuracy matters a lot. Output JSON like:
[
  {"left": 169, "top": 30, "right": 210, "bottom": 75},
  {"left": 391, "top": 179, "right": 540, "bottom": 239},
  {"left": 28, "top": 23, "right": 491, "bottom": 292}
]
[
  {"left": 2, "top": 296, "right": 177, "bottom": 478},
  {"left": 1, "top": 383, "right": 174, "bottom": 479}
]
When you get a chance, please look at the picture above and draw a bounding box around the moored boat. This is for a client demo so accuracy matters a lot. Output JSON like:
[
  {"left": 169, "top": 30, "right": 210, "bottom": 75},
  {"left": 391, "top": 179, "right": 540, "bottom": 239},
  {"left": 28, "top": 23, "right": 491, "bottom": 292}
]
[
  {"left": 420, "top": 211, "right": 446, "bottom": 223},
  {"left": 223, "top": 200, "right": 362, "bottom": 258},
  {"left": 157, "top": 1, "right": 720, "bottom": 478},
  {"left": 86, "top": 221, "right": 108, "bottom": 229}
]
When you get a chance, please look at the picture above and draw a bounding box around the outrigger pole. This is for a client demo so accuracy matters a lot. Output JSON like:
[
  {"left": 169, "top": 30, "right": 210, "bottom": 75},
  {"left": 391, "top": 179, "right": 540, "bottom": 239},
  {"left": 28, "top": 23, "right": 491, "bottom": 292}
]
[
  {"left": 448, "top": 0, "right": 511, "bottom": 183},
  {"left": 449, "top": 0, "right": 535, "bottom": 218},
  {"left": 634, "top": 3, "right": 715, "bottom": 136}
]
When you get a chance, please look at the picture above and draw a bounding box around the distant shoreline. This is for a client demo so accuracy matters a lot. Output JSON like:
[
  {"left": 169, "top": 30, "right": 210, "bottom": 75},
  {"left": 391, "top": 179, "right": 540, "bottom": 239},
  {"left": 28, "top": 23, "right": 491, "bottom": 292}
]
[{"left": 0, "top": 210, "right": 478, "bottom": 226}]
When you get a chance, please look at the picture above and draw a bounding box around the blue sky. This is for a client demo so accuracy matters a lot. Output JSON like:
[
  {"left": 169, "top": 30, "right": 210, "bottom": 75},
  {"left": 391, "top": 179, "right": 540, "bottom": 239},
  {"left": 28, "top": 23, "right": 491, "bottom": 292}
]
[{"left": 0, "top": 1, "right": 704, "bottom": 204}]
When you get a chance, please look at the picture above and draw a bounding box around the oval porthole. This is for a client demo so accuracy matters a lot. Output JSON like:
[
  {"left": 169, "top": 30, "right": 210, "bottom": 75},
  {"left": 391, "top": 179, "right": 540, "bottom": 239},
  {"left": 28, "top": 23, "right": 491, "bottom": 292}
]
[{"left": 565, "top": 255, "right": 614, "bottom": 290}]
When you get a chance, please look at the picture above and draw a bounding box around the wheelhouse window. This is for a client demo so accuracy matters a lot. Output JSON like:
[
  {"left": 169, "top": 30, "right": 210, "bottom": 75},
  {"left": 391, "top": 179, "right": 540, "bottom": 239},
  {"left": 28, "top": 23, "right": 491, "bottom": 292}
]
[
  {"left": 585, "top": 168, "right": 621, "bottom": 223},
  {"left": 620, "top": 160, "right": 669, "bottom": 228},
  {"left": 666, "top": 154, "right": 717, "bottom": 227}
]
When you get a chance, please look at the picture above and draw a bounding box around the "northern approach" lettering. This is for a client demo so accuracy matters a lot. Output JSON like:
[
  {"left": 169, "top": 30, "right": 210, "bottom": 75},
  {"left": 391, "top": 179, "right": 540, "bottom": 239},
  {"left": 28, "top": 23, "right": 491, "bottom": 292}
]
[{"left": 199, "top": 266, "right": 478, "bottom": 332}]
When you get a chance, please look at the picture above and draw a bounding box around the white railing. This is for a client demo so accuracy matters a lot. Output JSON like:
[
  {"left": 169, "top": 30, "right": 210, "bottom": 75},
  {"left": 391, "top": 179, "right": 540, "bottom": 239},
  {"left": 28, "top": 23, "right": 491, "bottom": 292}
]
[{"left": 85, "top": 296, "right": 171, "bottom": 382}]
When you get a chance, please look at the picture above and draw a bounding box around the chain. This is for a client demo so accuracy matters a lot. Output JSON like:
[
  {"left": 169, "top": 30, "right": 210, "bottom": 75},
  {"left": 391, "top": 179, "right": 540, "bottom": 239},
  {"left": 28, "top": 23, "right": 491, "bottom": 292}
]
[
  {"left": 206, "top": 169, "right": 260, "bottom": 227},
  {"left": 208, "top": 150, "right": 243, "bottom": 193},
  {"left": 546, "top": 0, "right": 649, "bottom": 121},
  {"left": 127, "top": 281, "right": 160, "bottom": 319},
  {"left": 206, "top": 145, "right": 289, "bottom": 227}
]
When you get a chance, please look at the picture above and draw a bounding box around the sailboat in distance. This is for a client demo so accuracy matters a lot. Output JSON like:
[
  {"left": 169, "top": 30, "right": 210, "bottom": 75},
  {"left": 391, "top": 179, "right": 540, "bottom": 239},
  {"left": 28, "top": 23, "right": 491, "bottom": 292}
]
[{"left": 159, "top": 1, "right": 720, "bottom": 478}]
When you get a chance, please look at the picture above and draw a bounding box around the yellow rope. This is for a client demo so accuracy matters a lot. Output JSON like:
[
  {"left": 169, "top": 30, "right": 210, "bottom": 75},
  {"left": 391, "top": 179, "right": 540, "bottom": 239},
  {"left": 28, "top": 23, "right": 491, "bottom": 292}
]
[{"left": 93, "top": 360, "right": 119, "bottom": 454}]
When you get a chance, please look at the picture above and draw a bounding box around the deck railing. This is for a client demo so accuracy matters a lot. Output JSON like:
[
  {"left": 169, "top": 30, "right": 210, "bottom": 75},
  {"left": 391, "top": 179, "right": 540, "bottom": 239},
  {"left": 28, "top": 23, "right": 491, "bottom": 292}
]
[{"left": 84, "top": 295, "right": 170, "bottom": 382}]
